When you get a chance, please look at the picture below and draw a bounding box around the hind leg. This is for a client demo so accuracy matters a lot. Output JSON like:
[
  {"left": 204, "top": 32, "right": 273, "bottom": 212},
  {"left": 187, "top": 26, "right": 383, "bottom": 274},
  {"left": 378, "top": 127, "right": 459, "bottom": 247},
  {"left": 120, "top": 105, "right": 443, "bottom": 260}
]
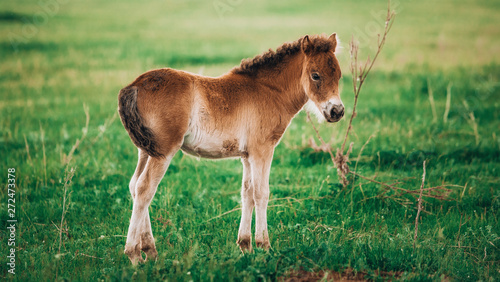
[
  {"left": 127, "top": 148, "right": 158, "bottom": 261},
  {"left": 124, "top": 153, "right": 175, "bottom": 264},
  {"left": 129, "top": 149, "right": 149, "bottom": 199}
]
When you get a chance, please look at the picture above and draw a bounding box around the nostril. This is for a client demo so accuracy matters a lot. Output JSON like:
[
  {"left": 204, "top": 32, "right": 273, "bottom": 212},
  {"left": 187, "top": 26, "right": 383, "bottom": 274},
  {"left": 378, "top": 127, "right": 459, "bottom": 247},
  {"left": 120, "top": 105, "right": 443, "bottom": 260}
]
[
  {"left": 330, "top": 108, "right": 337, "bottom": 118},
  {"left": 330, "top": 106, "right": 344, "bottom": 118}
]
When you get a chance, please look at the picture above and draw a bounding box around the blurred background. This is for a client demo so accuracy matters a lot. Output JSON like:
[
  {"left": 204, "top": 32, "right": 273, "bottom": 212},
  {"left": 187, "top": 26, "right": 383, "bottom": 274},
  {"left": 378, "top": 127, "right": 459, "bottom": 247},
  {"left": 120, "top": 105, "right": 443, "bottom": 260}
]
[{"left": 2, "top": 0, "right": 499, "bottom": 76}]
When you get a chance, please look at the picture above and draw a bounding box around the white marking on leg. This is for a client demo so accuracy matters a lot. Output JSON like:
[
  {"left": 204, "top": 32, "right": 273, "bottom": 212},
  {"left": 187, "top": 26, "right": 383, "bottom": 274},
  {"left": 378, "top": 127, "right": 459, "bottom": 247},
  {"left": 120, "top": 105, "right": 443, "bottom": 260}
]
[
  {"left": 250, "top": 153, "right": 272, "bottom": 248},
  {"left": 237, "top": 159, "right": 254, "bottom": 250}
]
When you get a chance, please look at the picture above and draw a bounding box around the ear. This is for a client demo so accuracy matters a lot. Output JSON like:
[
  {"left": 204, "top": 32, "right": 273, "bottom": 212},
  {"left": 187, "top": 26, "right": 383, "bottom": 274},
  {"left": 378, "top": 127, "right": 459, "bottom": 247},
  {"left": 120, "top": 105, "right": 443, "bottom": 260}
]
[
  {"left": 328, "top": 33, "right": 337, "bottom": 52},
  {"left": 301, "top": 35, "right": 313, "bottom": 55}
]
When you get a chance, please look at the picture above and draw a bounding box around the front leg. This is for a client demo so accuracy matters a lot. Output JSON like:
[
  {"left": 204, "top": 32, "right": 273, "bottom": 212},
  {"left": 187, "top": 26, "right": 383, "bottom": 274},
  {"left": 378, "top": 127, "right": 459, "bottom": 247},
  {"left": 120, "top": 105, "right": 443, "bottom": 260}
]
[
  {"left": 237, "top": 158, "right": 254, "bottom": 252},
  {"left": 249, "top": 150, "right": 273, "bottom": 249}
]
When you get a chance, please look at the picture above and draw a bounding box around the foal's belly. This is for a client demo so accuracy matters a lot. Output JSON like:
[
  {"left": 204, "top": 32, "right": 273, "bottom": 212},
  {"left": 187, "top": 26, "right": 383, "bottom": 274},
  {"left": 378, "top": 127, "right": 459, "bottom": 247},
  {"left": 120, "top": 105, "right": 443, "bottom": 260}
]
[{"left": 181, "top": 132, "right": 248, "bottom": 159}]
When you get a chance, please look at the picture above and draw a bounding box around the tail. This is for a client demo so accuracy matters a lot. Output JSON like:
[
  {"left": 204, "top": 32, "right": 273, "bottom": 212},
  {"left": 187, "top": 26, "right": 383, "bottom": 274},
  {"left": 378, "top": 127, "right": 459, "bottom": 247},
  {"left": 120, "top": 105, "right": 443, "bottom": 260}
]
[{"left": 118, "top": 86, "right": 163, "bottom": 158}]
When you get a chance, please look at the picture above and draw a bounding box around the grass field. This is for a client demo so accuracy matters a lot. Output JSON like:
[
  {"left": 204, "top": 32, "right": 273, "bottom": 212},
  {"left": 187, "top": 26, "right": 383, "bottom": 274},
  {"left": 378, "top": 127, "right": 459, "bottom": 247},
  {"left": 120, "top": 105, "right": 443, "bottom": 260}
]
[{"left": 1, "top": 0, "right": 499, "bottom": 280}]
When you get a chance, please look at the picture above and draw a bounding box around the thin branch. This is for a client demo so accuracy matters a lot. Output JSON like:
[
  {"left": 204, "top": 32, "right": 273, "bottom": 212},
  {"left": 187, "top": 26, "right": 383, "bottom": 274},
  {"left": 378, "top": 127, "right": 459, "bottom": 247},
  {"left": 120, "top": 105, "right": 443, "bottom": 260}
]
[
  {"left": 64, "top": 104, "right": 90, "bottom": 165},
  {"left": 462, "top": 100, "right": 480, "bottom": 146},
  {"left": 341, "top": 3, "right": 395, "bottom": 153},
  {"left": 206, "top": 206, "right": 241, "bottom": 222},
  {"left": 307, "top": 112, "right": 335, "bottom": 162},
  {"left": 90, "top": 111, "right": 118, "bottom": 144},
  {"left": 427, "top": 79, "right": 438, "bottom": 123},
  {"left": 350, "top": 170, "right": 451, "bottom": 200},
  {"left": 206, "top": 204, "right": 285, "bottom": 222},
  {"left": 23, "top": 134, "right": 33, "bottom": 167},
  {"left": 206, "top": 195, "right": 333, "bottom": 222},
  {"left": 39, "top": 122, "right": 47, "bottom": 187},
  {"left": 413, "top": 161, "right": 426, "bottom": 251},
  {"left": 443, "top": 82, "right": 452, "bottom": 123},
  {"left": 79, "top": 253, "right": 104, "bottom": 260},
  {"left": 58, "top": 167, "right": 75, "bottom": 255},
  {"left": 352, "top": 133, "right": 376, "bottom": 185}
]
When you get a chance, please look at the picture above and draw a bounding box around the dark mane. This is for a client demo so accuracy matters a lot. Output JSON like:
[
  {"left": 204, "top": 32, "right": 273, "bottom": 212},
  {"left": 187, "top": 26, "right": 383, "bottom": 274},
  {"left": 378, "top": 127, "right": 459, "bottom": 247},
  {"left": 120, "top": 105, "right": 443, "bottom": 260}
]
[{"left": 232, "top": 35, "right": 334, "bottom": 75}]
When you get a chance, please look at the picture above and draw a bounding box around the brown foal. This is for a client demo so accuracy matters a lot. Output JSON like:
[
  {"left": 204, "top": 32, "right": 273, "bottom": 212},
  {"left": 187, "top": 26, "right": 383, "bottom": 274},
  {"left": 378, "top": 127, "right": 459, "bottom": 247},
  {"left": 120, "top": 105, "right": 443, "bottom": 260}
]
[{"left": 118, "top": 33, "right": 344, "bottom": 264}]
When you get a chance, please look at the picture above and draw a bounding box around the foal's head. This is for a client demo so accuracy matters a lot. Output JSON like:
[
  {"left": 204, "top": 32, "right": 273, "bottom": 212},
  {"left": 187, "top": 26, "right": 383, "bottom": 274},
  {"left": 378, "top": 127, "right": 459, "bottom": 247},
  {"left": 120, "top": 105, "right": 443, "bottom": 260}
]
[{"left": 301, "top": 34, "right": 344, "bottom": 123}]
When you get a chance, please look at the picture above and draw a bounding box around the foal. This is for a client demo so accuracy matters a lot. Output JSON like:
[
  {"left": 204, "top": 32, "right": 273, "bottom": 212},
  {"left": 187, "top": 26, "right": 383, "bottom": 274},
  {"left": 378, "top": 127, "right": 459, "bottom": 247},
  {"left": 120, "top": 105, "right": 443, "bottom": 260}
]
[{"left": 118, "top": 33, "right": 344, "bottom": 264}]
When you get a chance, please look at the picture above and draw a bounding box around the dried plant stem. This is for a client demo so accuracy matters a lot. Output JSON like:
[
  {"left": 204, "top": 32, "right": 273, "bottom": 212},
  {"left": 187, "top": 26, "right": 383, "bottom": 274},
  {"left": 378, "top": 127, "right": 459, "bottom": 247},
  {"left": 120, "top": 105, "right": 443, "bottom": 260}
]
[
  {"left": 443, "top": 82, "right": 452, "bottom": 123},
  {"left": 79, "top": 253, "right": 104, "bottom": 260},
  {"left": 64, "top": 104, "right": 90, "bottom": 165},
  {"left": 352, "top": 133, "right": 376, "bottom": 184},
  {"left": 341, "top": 3, "right": 395, "bottom": 154},
  {"left": 456, "top": 213, "right": 463, "bottom": 248},
  {"left": 207, "top": 204, "right": 284, "bottom": 222},
  {"left": 427, "top": 79, "right": 438, "bottom": 123},
  {"left": 307, "top": 112, "right": 335, "bottom": 162},
  {"left": 325, "top": 2, "right": 396, "bottom": 186},
  {"left": 58, "top": 167, "right": 75, "bottom": 255},
  {"left": 39, "top": 122, "right": 47, "bottom": 187},
  {"left": 90, "top": 111, "right": 118, "bottom": 144},
  {"left": 56, "top": 104, "right": 89, "bottom": 270},
  {"left": 469, "top": 112, "right": 479, "bottom": 146},
  {"left": 307, "top": 2, "right": 395, "bottom": 185},
  {"left": 207, "top": 195, "right": 331, "bottom": 222},
  {"left": 350, "top": 170, "right": 452, "bottom": 201},
  {"left": 343, "top": 40, "right": 359, "bottom": 154},
  {"left": 413, "top": 161, "right": 426, "bottom": 251},
  {"left": 23, "top": 134, "right": 33, "bottom": 167},
  {"left": 462, "top": 100, "right": 480, "bottom": 146}
]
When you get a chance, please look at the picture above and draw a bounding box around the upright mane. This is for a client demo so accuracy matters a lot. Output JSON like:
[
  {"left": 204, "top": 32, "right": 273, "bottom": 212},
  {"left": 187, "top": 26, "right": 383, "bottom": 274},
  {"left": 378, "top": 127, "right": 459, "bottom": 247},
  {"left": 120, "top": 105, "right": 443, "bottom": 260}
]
[{"left": 232, "top": 34, "right": 335, "bottom": 75}]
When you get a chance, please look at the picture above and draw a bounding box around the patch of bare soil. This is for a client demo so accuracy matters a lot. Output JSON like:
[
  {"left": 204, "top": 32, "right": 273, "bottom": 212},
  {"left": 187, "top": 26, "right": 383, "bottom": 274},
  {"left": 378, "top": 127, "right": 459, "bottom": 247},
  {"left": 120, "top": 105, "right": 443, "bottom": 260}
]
[{"left": 281, "top": 268, "right": 403, "bottom": 281}]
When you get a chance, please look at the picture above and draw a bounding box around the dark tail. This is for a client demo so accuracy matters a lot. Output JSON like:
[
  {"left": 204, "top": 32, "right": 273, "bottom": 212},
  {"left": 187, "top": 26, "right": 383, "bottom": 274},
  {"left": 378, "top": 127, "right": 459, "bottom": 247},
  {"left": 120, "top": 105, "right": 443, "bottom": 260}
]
[{"left": 118, "top": 86, "right": 163, "bottom": 158}]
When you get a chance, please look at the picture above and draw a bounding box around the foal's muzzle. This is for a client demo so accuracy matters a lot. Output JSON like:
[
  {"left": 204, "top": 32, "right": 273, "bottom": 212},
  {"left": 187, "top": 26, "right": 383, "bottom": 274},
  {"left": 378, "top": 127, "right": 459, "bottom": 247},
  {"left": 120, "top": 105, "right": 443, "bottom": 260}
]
[{"left": 324, "top": 104, "right": 344, "bottom": 123}]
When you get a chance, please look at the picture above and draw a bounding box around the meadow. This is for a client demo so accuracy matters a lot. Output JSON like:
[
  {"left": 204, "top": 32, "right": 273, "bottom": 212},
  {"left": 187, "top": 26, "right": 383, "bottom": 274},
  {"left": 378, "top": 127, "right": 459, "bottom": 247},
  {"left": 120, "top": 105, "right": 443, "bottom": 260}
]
[{"left": 0, "top": 0, "right": 499, "bottom": 280}]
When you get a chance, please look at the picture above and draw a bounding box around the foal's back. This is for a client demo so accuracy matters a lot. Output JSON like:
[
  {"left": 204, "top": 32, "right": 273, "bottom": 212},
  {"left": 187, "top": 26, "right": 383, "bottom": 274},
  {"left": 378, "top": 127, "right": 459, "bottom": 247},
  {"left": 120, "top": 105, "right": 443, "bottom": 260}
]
[{"left": 127, "top": 68, "right": 273, "bottom": 159}]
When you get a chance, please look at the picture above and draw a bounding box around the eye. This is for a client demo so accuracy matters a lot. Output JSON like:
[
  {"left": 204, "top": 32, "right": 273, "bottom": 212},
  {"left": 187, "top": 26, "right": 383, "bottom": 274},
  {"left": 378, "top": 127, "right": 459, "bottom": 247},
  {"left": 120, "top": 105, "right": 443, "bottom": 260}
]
[{"left": 311, "top": 73, "right": 320, "bottom": 81}]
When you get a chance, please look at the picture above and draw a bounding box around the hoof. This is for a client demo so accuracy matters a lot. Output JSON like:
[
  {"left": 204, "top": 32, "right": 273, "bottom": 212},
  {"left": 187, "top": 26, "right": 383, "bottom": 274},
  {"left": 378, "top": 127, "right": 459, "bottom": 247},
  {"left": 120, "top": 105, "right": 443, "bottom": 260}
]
[
  {"left": 142, "top": 245, "right": 158, "bottom": 262},
  {"left": 124, "top": 243, "right": 144, "bottom": 265},
  {"left": 237, "top": 237, "right": 253, "bottom": 253},
  {"left": 255, "top": 240, "right": 270, "bottom": 250},
  {"left": 140, "top": 233, "right": 157, "bottom": 261}
]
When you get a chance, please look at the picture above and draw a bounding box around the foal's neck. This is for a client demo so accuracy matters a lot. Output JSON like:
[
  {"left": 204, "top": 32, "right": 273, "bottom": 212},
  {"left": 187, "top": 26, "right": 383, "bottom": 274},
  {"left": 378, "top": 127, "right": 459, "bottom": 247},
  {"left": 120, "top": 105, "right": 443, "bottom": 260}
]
[{"left": 254, "top": 52, "right": 308, "bottom": 115}]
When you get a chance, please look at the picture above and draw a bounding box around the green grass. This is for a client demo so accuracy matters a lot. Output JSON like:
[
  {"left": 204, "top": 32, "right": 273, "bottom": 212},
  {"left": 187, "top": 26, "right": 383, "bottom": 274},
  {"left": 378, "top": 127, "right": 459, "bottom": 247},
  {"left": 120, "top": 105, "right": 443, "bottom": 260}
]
[{"left": 1, "top": 0, "right": 499, "bottom": 280}]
